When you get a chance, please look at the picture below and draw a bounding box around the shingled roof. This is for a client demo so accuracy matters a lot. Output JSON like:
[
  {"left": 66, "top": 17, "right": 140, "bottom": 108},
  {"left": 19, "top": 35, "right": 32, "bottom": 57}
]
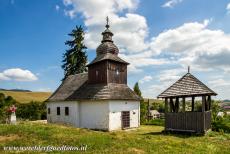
[
  {"left": 158, "top": 73, "right": 217, "bottom": 98},
  {"left": 67, "top": 83, "right": 140, "bottom": 101},
  {"left": 87, "top": 53, "right": 129, "bottom": 66},
  {"left": 47, "top": 73, "right": 140, "bottom": 102},
  {"left": 47, "top": 73, "right": 88, "bottom": 102}
]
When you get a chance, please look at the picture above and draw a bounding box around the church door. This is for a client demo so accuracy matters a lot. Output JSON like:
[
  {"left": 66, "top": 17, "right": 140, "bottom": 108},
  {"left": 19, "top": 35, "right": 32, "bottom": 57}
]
[{"left": 121, "top": 111, "right": 130, "bottom": 129}]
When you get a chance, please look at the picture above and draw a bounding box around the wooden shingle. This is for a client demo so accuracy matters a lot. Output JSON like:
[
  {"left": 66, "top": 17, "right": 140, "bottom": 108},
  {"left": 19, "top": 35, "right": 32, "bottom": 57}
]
[{"left": 158, "top": 73, "right": 217, "bottom": 98}]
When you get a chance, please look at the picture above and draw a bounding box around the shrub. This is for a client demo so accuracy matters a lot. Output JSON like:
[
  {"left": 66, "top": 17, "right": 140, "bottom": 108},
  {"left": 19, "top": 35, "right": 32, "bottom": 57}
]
[
  {"left": 16, "top": 101, "right": 47, "bottom": 120},
  {"left": 143, "top": 119, "right": 164, "bottom": 126},
  {"left": 212, "top": 116, "right": 230, "bottom": 133}
]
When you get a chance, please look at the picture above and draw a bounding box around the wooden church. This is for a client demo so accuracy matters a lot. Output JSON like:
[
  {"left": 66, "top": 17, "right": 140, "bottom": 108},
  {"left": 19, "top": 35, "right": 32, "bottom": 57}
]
[{"left": 46, "top": 19, "right": 140, "bottom": 131}]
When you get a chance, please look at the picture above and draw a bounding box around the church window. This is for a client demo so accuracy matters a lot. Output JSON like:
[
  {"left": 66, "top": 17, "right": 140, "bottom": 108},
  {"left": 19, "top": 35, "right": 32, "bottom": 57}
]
[
  {"left": 57, "top": 107, "right": 60, "bottom": 115},
  {"left": 65, "top": 107, "right": 69, "bottom": 116}
]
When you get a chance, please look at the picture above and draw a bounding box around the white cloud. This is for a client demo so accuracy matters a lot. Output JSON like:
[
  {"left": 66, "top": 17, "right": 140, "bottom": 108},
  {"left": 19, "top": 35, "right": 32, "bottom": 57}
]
[
  {"left": 151, "top": 19, "right": 230, "bottom": 71},
  {"left": 158, "top": 68, "right": 184, "bottom": 83},
  {"left": 0, "top": 68, "right": 38, "bottom": 81},
  {"left": 139, "top": 75, "right": 152, "bottom": 84},
  {"left": 55, "top": 5, "right": 60, "bottom": 11},
  {"left": 227, "top": 3, "right": 230, "bottom": 14},
  {"left": 208, "top": 78, "right": 230, "bottom": 99},
  {"left": 62, "top": 0, "right": 147, "bottom": 53},
  {"left": 128, "top": 65, "right": 143, "bottom": 74},
  {"left": 209, "top": 78, "right": 230, "bottom": 88},
  {"left": 62, "top": 0, "right": 168, "bottom": 71},
  {"left": 162, "top": 0, "right": 183, "bottom": 8}
]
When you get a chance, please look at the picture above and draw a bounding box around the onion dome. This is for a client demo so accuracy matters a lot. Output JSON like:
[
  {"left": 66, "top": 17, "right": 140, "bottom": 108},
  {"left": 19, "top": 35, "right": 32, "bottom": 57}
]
[{"left": 96, "top": 17, "right": 119, "bottom": 56}]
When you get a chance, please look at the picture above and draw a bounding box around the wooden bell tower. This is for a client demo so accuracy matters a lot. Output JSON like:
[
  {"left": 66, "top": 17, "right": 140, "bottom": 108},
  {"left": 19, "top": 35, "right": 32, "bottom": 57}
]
[{"left": 87, "top": 17, "right": 129, "bottom": 85}]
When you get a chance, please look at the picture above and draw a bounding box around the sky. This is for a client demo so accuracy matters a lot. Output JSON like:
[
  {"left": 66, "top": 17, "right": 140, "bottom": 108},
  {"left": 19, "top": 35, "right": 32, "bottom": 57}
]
[{"left": 0, "top": 0, "right": 230, "bottom": 100}]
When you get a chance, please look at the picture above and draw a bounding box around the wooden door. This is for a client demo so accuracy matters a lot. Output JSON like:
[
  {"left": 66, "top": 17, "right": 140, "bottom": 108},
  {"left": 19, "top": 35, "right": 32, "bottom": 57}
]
[{"left": 121, "top": 111, "right": 130, "bottom": 129}]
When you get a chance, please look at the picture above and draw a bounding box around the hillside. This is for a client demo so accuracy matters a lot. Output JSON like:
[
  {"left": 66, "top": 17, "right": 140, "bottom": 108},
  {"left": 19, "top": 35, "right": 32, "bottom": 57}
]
[
  {"left": 144, "top": 98, "right": 164, "bottom": 104},
  {"left": 0, "top": 91, "right": 52, "bottom": 103},
  {"left": 0, "top": 122, "right": 229, "bottom": 153}
]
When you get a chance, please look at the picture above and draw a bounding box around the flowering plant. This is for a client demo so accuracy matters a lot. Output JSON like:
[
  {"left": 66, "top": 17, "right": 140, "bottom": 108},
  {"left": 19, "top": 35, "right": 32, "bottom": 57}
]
[{"left": 7, "top": 105, "right": 17, "bottom": 113}]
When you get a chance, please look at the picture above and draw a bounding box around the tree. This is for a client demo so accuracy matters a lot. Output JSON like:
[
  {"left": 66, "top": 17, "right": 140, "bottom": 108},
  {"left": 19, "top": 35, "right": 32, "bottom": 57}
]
[
  {"left": 0, "top": 93, "right": 5, "bottom": 108},
  {"left": 133, "top": 82, "right": 147, "bottom": 124},
  {"left": 62, "top": 25, "right": 88, "bottom": 80},
  {"left": 133, "top": 82, "right": 142, "bottom": 98}
]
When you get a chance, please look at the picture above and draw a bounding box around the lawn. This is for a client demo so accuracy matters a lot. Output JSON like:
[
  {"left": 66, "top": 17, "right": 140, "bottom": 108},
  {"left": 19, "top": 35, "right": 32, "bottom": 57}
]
[
  {"left": 0, "top": 122, "right": 230, "bottom": 153},
  {"left": 0, "top": 91, "right": 51, "bottom": 103}
]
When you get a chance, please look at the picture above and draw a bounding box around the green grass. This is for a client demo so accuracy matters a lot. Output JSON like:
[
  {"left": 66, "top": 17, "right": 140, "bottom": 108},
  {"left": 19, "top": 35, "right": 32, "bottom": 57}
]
[
  {"left": 0, "top": 91, "right": 51, "bottom": 103},
  {"left": 144, "top": 119, "right": 165, "bottom": 126},
  {"left": 0, "top": 122, "right": 230, "bottom": 153}
]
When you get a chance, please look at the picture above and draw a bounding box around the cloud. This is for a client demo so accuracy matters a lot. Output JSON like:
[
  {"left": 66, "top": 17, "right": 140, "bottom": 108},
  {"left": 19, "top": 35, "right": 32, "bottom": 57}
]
[
  {"left": 55, "top": 5, "right": 60, "bottom": 11},
  {"left": 0, "top": 68, "right": 38, "bottom": 81},
  {"left": 157, "top": 68, "right": 184, "bottom": 83},
  {"left": 162, "top": 0, "right": 183, "bottom": 8},
  {"left": 208, "top": 78, "right": 230, "bottom": 99},
  {"left": 62, "top": 0, "right": 147, "bottom": 53},
  {"left": 139, "top": 75, "right": 152, "bottom": 84},
  {"left": 142, "top": 67, "right": 190, "bottom": 98},
  {"left": 227, "top": 3, "right": 230, "bottom": 14},
  {"left": 209, "top": 78, "right": 230, "bottom": 88},
  {"left": 63, "top": 0, "right": 139, "bottom": 20},
  {"left": 128, "top": 65, "right": 143, "bottom": 74},
  {"left": 151, "top": 19, "right": 230, "bottom": 71},
  {"left": 62, "top": 0, "right": 168, "bottom": 71}
]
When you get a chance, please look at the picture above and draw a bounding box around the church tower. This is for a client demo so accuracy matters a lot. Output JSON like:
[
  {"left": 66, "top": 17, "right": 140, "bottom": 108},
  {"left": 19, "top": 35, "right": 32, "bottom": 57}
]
[{"left": 87, "top": 17, "right": 129, "bottom": 85}]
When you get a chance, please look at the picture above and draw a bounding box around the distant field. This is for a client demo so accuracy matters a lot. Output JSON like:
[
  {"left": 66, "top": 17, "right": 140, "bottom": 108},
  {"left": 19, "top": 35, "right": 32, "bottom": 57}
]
[
  {"left": 0, "top": 122, "right": 229, "bottom": 153},
  {"left": 0, "top": 91, "right": 52, "bottom": 103},
  {"left": 144, "top": 98, "right": 164, "bottom": 104}
]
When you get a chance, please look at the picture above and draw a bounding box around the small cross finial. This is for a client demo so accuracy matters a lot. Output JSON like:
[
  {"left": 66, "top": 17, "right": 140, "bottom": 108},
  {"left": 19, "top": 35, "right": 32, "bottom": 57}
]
[
  {"left": 106, "top": 16, "right": 109, "bottom": 29},
  {"left": 188, "top": 66, "right": 190, "bottom": 73}
]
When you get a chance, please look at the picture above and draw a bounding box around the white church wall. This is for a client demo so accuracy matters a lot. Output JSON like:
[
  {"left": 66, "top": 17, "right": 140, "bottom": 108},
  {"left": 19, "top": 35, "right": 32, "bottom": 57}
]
[
  {"left": 47, "top": 101, "right": 79, "bottom": 127},
  {"left": 79, "top": 100, "right": 109, "bottom": 130},
  {"left": 109, "top": 100, "right": 140, "bottom": 131}
]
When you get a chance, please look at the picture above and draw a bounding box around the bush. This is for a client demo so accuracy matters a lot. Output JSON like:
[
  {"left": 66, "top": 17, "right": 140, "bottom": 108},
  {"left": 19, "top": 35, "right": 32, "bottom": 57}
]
[
  {"left": 212, "top": 116, "right": 230, "bottom": 133},
  {"left": 143, "top": 119, "right": 164, "bottom": 126},
  {"left": 16, "top": 101, "right": 47, "bottom": 120}
]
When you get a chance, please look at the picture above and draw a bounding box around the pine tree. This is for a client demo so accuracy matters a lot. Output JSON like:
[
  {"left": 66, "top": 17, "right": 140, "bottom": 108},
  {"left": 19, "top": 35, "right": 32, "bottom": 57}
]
[
  {"left": 133, "top": 82, "right": 147, "bottom": 124},
  {"left": 62, "top": 25, "right": 87, "bottom": 80},
  {"left": 133, "top": 82, "right": 142, "bottom": 98}
]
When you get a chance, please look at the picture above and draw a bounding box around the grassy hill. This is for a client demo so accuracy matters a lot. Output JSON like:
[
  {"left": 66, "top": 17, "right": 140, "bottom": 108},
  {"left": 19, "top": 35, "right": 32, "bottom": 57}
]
[
  {"left": 0, "top": 91, "right": 52, "bottom": 103},
  {"left": 0, "top": 122, "right": 229, "bottom": 153},
  {"left": 144, "top": 98, "right": 164, "bottom": 104}
]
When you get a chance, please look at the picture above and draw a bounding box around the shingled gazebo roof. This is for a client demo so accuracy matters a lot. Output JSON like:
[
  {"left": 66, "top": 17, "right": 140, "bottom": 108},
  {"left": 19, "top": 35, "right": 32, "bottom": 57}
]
[{"left": 158, "top": 73, "right": 217, "bottom": 98}]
